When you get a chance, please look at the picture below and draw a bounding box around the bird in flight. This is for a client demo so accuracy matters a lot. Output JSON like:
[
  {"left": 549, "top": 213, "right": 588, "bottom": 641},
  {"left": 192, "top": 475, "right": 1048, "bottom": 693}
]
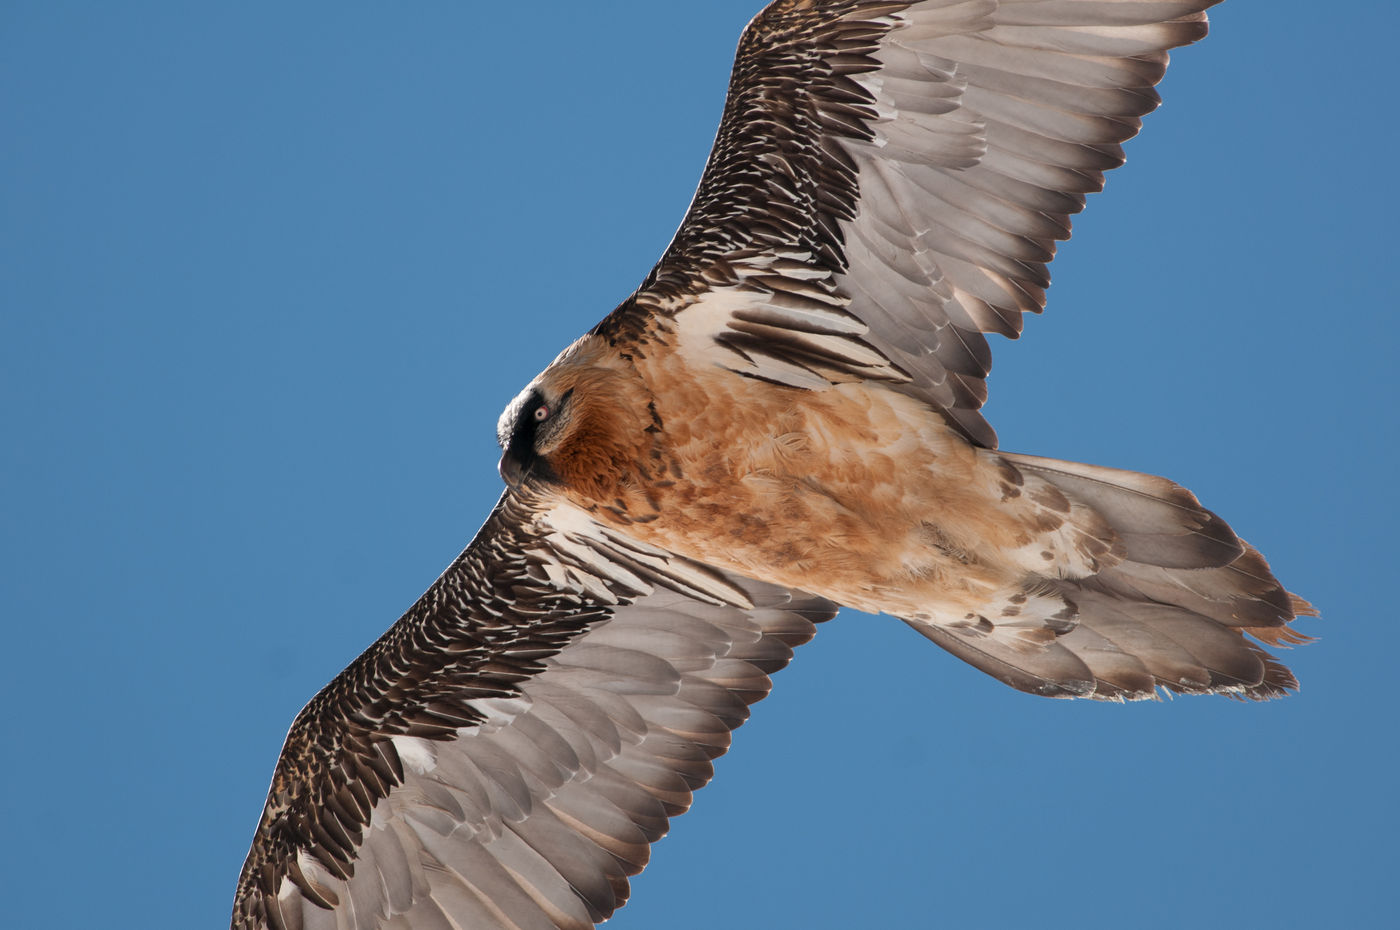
[{"left": 233, "top": 2, "right": 1314, "bottom": 928}]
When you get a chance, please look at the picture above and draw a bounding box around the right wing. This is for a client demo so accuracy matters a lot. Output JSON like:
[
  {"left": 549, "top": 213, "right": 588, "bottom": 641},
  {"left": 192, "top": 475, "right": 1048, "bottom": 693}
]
[
  {"left": 603, "top": 0, "right": 1219, "bottom": 448},
  {"left": 231, "top": 492, "right": 835, "bottom": 930}
]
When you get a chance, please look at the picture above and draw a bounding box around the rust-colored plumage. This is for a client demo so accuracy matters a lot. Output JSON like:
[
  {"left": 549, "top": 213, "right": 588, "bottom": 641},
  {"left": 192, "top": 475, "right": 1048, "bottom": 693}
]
[{"left": 234, "top": 3, "right": 1315, "bottom": 929}]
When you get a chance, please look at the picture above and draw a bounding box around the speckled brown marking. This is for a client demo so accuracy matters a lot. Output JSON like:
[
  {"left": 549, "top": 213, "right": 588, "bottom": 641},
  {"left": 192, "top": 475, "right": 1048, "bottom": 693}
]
[
  {"left": 996, "top": 458, "right": 1024, "bottom": 501},
  {"left": 1029, "top": 483, "right": 1071, "bottom": 513}
]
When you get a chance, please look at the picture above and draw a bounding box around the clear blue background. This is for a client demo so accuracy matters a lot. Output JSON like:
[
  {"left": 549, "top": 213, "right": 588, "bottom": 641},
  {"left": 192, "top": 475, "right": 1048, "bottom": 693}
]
[{"left": 3, "top": 2, "right": 1395, "bottom": 928}]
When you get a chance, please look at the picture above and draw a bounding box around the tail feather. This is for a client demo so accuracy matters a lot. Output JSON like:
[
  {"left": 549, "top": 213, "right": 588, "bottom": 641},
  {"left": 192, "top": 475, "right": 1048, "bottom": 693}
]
[
  {"left": 908, "top": 622, "right": 1101, "bottom": 699},
  {"left": 910, "top": 454, "right": 1314, "bottom": 702},
  {"left": 1003, "top": 452, "right": 1246, "bottom": 570},
  {"left": 1069, "top": 593, "right": 1289, "bottom": 697}
]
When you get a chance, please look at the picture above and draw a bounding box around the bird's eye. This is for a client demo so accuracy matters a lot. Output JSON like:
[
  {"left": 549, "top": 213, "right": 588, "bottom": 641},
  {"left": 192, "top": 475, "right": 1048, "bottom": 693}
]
[{"left": 533, "top": 404, "right": 550, "bottom": 423}]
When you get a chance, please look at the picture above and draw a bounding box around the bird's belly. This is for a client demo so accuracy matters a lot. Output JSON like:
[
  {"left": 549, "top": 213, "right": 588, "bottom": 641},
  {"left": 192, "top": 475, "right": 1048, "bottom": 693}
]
[{"left": 578, "top": 374, "right": 1086, "bottom": 622}]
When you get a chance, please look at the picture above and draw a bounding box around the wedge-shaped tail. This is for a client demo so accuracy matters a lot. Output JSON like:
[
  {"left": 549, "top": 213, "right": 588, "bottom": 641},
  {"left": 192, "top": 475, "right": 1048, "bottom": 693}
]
[{"left": 909, "top": 453, "right": 1314, "bottom": 701}]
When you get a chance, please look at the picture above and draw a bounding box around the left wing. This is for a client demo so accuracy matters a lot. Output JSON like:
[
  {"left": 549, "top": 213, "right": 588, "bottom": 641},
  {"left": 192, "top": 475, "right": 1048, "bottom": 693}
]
[{"left": 232, "top": 492, "right": 834, "bottom": 930}]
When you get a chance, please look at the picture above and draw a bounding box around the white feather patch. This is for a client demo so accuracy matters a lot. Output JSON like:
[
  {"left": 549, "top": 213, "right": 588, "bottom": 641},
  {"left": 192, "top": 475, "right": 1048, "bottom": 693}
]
[
  {"left": 390, "top": 735, "right": 439, "bottom": 775},
  {"left": 535, "top": 501, "right": 754, "bottom": 609},
  {"left": 464, "top": 696, "right": 532, "bottom": 731}
]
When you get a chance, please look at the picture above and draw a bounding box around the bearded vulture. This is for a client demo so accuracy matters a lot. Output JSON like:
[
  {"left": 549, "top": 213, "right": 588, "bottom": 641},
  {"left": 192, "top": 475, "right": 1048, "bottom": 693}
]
[{"left": 232, "top": 2, "right": 1314, "bottom": 928}]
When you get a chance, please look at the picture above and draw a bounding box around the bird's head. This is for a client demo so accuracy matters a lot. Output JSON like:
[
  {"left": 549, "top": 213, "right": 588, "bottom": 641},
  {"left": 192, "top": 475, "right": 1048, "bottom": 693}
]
[
  {"left": 496, "top": 335, "right": 655, "bottom": 499},
  {"left": 496, "top": 380, "right": 571, "bottom": 489}
]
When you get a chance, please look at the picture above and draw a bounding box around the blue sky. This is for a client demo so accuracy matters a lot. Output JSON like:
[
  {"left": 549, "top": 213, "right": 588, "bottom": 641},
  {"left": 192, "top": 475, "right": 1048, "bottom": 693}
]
[{"left": 3, "top": 2, "right": 1396, "bottom": 928}]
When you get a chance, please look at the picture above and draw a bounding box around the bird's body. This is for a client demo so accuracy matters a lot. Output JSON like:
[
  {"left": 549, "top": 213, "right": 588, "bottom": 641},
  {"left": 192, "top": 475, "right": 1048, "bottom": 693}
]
[
  {"left": 233, "top": 3, "right": 1316, "bottom": 928},
  {"left": 544, "top": 331, "right": 1108, "bottom": 629}
]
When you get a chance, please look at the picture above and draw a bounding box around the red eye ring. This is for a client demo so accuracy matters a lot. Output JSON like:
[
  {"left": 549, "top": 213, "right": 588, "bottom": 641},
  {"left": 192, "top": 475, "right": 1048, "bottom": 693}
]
[{"left": 533, "top": 404, "right": 550, "bottom": 422}]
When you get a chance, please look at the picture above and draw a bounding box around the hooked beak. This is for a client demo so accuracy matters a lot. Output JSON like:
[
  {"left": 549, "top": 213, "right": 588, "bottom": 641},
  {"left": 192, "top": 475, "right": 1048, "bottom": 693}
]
[{"left": 499, "top": 448, "right": 525, "bottom": 489}]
